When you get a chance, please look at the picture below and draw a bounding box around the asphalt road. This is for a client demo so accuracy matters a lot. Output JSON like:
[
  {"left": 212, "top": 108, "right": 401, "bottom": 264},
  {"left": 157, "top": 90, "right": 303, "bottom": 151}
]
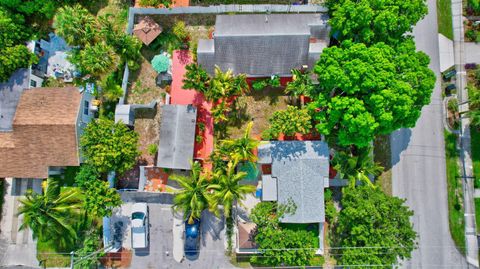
[{"left": 391, "top": 0, "right": 467, "bottom": 267}]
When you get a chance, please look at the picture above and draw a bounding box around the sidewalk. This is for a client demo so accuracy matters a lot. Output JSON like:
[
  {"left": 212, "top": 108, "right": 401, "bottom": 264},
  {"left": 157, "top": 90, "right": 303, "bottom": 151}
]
[{"left": 451, "top": 0, "right": 480, "bottom": 266}]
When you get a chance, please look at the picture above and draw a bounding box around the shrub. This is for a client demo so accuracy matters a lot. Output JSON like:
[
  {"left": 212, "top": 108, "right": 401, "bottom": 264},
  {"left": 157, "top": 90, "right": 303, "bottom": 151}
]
[
  {"left": 139, "top": 0, "right": 173, "bottom": 8},
  {"left": 252, "top": 79, "right": 268, "bottom": 91},
  {"left": 173, "top": 21, "right": 189, "bottom": 42},
  {"left": 269, "top": 75, "right": 281, "bottom": 88},
  {"left": 148, "top": 144, "right": 158, "bottom": 155}
]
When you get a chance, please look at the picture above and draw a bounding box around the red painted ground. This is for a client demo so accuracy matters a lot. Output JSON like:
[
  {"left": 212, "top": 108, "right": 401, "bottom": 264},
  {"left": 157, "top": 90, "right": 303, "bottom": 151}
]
[{"left": 170, "top": 50, "right": 214, "bottom": 162}]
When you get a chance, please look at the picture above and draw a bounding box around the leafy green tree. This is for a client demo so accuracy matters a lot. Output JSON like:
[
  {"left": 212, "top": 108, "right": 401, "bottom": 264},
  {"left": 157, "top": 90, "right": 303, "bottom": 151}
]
[
  {"left": 99, "top": 74, "right": 124, "bottom": 102},
  {"left": 219, "top": 121, "right": 260, "bottom": 163},
  {"left": 18, "top": 178, "right": 84, "bottom": 249},
  {"left": 333, "top": 147, "right": 384, "bottom": 187},
  {"left": 69, "top": 42, "right": 119, "bottom": 79},
  {"left": 263, "top": 105, "right": 312, "bottom": 139},
  {"left": 209, "top": 161, "right": 256, "bottom": 218},
  {"left": 0, "top": 8, "right": 30, "bottom": 48},
  {"left": 336, "top": 186, "right": 417, "bottom": 267},
  {"left": 81, "top": 179, "right": 122, "bottom": 218},
  {"left": 208, "top": 66, "right": 248, "bottom": 102},
  {"left": 0, "top": 0, "right": 63, "bottom": 20},
  {"left": 54, "top": 4, "right": 97, "bottom": 47},
  {"left": 183, "top": 63, "right": 210, "bottom": 93},
  {"left": 0, "top": 45, "right": 37, "bottom": 82},
  {"left": 310, "top": 40, "right": 435, "bottom": 147},
  {"left": 73, "top": 228, "right": 103, "bottom": 269},
  {"left": 250, "top": 201, "right": 316, "bottom": 267},
  {"left": 285, "top": 69, "right": 314, "bottom": 97},
  {"left": 98, "top": 15, "right": 142, "bottom": 71},
  {"left": 170, "top": 161, "right": 213, "bottom": 223},
  {"left": 172, "top": 20, "right": 189, "bottom": 41},
  {"left": 80, "top": 118, "right": 140, "bottom": 174},
  {"left": 326, "top": 0, "right": 428, "bottom": 44}
]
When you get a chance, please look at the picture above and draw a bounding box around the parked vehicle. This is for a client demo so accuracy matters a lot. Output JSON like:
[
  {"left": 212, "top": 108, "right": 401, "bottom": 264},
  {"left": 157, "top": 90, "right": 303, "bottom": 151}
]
[
  {"left": 445, "top": 84, "right": 456, "bottom": 96},
  {"left": 131, "top": 203, "right": 149, "bottom": 249},
  {"left": 184, "top": 218, "right": 201, "bottom": 256}
]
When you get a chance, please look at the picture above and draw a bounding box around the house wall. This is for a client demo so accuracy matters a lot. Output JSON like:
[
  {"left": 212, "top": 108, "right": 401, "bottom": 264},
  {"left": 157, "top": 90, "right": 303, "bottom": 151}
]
[{"left": 75, "top": 91, "right": 94, "bottom": 163}]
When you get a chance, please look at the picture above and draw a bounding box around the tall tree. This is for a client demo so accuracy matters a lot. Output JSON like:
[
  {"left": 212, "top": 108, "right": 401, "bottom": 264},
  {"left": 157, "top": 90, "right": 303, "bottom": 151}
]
[
  {"left": 209, "top": 161, "right": 256, "bottom": 218},
  {"left": 54, "top": 4, "right": 97, "bottom": 47},
  {"left": 285, "top": 69, "right": 314, "bottom": 98},
  {"left": 170, "top": 161, "right": 213, "bottom": 223},
  {"left": 250, "top": 201, "right": 316, "bottom": 267},
  {"left": 183, "top": 63, "right": 210, "bottom": 94},
  {"left": 18, "top": 178, "right": 84, "bottom": 249},
  {"left": 326, "top": 0, "right": 428, "bottom": 44},
  {"left": 69, "top": 42, "right": 119, "bottom": 78},
  {"left": 310, "top": 40, "right": 435, "bottom": 147},
  {"left": 335, "top": 186, "right": 417, "bottom": 267},
  {"left": 332, "top": 147, "right": 384, "bottom": 187},
  {"left": 219, "top": 121, "right": 260, "bottom": 163},
  {"left": 80, "top": 118, "right": 140, "bottom": 174},
  {"left": 0, "top": 45, "right": 37, "bottom": 82},
  {"left": 75, "top": 165, "right": 122, "bottom": 218}
]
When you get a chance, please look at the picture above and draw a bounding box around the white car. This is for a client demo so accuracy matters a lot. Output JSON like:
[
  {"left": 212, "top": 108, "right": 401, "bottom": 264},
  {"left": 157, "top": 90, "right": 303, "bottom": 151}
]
[{"left": 131, "top": 203, "right": 149, "bottom": 249}]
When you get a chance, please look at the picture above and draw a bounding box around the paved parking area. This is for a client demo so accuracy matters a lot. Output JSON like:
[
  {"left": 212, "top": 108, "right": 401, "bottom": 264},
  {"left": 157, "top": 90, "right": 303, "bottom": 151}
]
[{"left": 114, "top": 192, "right": 236, "bottom": 269}]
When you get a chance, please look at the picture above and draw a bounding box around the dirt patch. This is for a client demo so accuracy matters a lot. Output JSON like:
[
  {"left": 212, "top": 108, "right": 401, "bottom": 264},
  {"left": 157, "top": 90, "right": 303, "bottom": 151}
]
[
  {"left": 126, "top": 57, "right": 167, "bottom": 165},
  {"left": 226, "top": 87, "right": 290, "bottom": 139},
  {"left": 187, "top": 25, "right": 212, "bottom": 45}
]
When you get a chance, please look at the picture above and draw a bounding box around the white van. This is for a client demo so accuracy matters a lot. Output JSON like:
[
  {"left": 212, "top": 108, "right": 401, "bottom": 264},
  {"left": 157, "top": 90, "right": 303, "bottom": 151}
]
[{"left": 131, "top": 203, "right": 149, "bottom": 249}]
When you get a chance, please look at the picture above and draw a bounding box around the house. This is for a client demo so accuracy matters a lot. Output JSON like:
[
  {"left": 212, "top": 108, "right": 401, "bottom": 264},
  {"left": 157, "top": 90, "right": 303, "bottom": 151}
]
[
  {"left": 157, "top": 104, "right": 197, "bottom": 170},
  {"left": 236, "top": 140, "right": 329, "bottom": 254},
  {"left": 0, "top": 87, "right": 93, "bottom": 179},
  {"left": 197, "top": 13, "right": 330, "bottom": 77}
]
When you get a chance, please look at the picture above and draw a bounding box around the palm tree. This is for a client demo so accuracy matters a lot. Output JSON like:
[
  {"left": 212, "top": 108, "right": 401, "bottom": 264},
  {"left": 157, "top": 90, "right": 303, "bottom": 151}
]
[
  {"left": 76, "top": 42, "right": 119, "bottom": 79},
  {"left": 170, "top": 161, "right": 214, "bottom": 223},
  {"left": 285, "top": 69, "right": 314, "bottom": 98},
  {"left": 18, "top": 178, "right": 84, "bottom": 249},
  {"left": 54, "top": 4, "right": 97, "bottom": 47},
  {"left": 209, "top": 161, "right": 256, "bottom": 218},
  {"left": 332, "top": 147, "right": 384, "bottom": 188},
  {"left": 220, "top": 121, "right": 259, "bottom": 163}
]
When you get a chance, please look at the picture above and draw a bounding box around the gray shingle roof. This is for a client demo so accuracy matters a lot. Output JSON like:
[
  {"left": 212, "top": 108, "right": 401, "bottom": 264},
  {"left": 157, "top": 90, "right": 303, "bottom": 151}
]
[
  {"left": 197, "top": 14, "right": 330, "bottom": 77},
  {"left": 157, "top": 105, "right": 197, "bottom": 170},
  {"left": 259, "top": 141, "right": 329, "bottom": 223},
  {"left": 0, "top": 69, "right": 29, "bottom": 131}
]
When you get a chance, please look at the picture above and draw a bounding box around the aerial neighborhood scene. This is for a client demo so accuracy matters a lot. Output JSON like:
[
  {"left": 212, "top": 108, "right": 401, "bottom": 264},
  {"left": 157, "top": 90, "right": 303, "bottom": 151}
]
[{"left": 1, "top": 0, "right": 480, "bottom": 268}]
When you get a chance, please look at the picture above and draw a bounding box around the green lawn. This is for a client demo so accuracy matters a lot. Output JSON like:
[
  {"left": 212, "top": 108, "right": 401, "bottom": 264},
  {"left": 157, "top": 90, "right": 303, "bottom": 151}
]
[
  {"left": 437, "top": 0, "right": 454, "bottom": 39},
  {"left": 37, "top": 241, "right": 71, "bottom": 268},
  {"left": 445, "top": 130, "right": 466, "bottom": 253},
  {"left": 471, "top": 127, "right": 480, "bottom": 188}
]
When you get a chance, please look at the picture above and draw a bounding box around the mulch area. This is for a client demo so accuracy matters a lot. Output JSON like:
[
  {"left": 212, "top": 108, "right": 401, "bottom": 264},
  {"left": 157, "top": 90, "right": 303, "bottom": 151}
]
[
  {"left": 144, "top": 166, "right": 169, "bottom": 192},
  {"left": 102, "top": 248, "right": 132, "bottom": 268}
]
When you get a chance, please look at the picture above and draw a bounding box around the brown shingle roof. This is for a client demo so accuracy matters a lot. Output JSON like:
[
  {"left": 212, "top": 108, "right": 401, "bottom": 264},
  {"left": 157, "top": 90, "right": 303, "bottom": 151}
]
[
  {"left": 237, "top": 221, "right": 257, "bottom": 249},
  {"left": 133, "top": 16, "right": 162, "bottom": 46},
  {"left": 0, "top": 87, "right": 82, "bottom": 178}
]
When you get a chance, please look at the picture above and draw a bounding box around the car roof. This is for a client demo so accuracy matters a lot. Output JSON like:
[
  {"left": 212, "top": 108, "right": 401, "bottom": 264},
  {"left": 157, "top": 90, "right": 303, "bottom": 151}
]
[
  {"left": 132, "top": 218, "right": 144, "bottom": 228},
  {"left": 132, "top": 203, "right": 148, "bottom": 213}
]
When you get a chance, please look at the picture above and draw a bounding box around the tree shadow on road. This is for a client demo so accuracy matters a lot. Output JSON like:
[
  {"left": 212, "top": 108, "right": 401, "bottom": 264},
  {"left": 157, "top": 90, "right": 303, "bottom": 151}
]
[{"left": 391, "top": 128, "right": 412, "bottom": 166}]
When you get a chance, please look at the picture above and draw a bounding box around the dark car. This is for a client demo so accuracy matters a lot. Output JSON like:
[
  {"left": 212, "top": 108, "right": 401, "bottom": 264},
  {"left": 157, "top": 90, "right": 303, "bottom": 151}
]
[{"left": 184, "top": 218, "right": 201, "bottom": 256}]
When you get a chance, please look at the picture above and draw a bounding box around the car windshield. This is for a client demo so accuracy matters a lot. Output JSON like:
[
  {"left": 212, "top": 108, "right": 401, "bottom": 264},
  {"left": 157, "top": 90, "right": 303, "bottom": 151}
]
[{"left": 132, "top": 212, "right": 145, "bottom": 220}]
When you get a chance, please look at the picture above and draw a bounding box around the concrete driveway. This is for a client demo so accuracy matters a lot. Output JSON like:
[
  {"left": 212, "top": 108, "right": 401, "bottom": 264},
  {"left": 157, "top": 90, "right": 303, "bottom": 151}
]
[
  {"left": 115, "top": 192, "right": 236, "bottom": 269},
  {"left": 0, "top": 178, "right": 41, "bottom": 268},
  {"left": 391, "top": 0, "right": 467, "bottom": 267}
]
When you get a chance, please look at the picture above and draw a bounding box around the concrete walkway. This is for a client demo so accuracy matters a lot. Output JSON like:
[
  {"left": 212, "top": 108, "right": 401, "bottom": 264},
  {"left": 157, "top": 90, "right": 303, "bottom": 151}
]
[
  {"left": 452, "top": 0, "right": 480, "bottom": 265},
  {"left": 439, "top": 33, "right": 455, "bottom": 72},
  {"left": 172, "top": 213, "right": 184, "bottom": 263},
  {"left": 0, "top": 178, "right": 41, "bottom": 268}
]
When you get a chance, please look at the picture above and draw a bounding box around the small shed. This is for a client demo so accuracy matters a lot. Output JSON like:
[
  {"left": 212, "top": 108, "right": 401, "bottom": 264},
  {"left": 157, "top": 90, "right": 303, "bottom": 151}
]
[
  {"left": 157, "top": 104, "right": 197, "bottom": 170},
  {"left": 133, "top": 16, "right": 162, "bottom": 46},
  {"left": 115, "top": 104, "right": 135, "bottom": 126}
]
